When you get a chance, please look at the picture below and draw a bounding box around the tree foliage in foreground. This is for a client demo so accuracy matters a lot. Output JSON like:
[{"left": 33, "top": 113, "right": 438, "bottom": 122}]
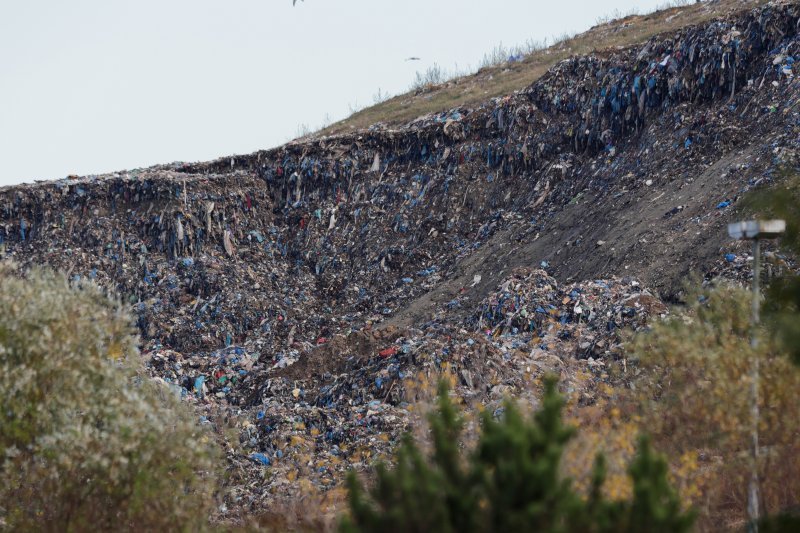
[
  {"left": 629, "top": 283, "right": 800, "bottom": 526},
  {"left": 720, "top": 170, "right": 800, "bottom": 529},
  {"left": 742, "top": 169, "right": 800, "bottom": 365},
  {"left": 0, "top": 265, "right": 217, "bottom": 531},
  {"left": 341, "top": 378, "right": 693, "bottom": 533}
]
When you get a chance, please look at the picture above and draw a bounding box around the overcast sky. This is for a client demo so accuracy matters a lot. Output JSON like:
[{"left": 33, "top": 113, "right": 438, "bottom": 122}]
[{"left": 0, "top": 0, "right": 666, "bottom": 186}]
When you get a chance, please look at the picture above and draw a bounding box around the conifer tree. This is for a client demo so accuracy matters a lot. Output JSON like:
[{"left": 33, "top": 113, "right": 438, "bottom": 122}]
[
  {"left": 624, "top": 436, "right": 695, "bottom": 533},
  {"left": 341, "top": 377, "right": 693, "bottom": 533}
]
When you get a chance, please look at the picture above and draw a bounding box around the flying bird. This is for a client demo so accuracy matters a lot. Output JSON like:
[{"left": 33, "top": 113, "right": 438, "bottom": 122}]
[{"left": 405, "top": 57, "right": 421, "bottom": 61}]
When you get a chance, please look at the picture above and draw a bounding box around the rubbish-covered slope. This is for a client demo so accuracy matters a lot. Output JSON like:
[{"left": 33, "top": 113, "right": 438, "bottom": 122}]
[
  {"left": 1, "top": 0, "right": 799, "bottom": 517},
  {"left": 321, "top": 0, "right": 772, "bottom": 135}
]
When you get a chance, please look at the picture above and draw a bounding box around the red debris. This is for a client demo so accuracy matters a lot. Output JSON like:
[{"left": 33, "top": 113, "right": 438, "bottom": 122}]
[{"left": 378, "top": 346, "right": 398, "bottom": 358}]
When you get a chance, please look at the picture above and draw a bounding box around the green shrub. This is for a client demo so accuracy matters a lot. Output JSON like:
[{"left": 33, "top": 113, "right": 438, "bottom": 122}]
[
  {"left": 341, "top": 378, "right": 693, "bottom": 533},
  {"left": 738, "top": 169, "right": 800, "bottom": 528},
  {"left": 628, "top": 284, "right": 800, "bottom": 526},
  {"left": 0, "top": 265, "right": 217, "bottom": 531},
  {"left": 741, "top": 169, "right": 800, "bottom": 365}
]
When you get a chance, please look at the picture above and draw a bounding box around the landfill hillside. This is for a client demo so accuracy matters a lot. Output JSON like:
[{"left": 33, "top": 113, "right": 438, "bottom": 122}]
[
  {"left": 322, "top": 0, "right": 773, "bottom": 134},
  {"left": 2, "top": 1, "right": 799, "bottom": 516}
]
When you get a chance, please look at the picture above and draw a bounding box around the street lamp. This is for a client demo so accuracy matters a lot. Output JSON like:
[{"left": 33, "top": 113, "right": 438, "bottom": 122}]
[{"left": 727, "top": 219, "right": 786, "bottom": 533}]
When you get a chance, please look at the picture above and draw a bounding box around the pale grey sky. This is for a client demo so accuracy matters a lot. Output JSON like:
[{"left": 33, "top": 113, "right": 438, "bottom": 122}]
[{"left": 0, "top": 0, "right": 665, "bottom": 186}]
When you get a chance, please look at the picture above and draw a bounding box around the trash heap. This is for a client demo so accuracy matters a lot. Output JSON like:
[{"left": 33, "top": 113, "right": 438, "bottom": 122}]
[
  {"left": 206, "top": 266, "right": 666, "bottom": 512},
  {"left": 0, "top": 0, "right": 799, "bottom": 520},
  {"left": 469, "top": 267, "right": 665, "bottom": 360}
]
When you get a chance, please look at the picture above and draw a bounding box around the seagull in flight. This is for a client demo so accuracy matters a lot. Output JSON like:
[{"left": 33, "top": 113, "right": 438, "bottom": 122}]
[{"left": 405, "top": 57, "right": 421, "bottom": 61}]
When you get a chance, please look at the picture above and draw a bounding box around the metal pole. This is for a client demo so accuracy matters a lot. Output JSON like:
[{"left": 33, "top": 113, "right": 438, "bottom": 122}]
[
  {"left": 753, "top": 238, "right": 761, "bottom": 326},
  {"left": 747, "top": 238, "right": 761, "bottom": 533}
]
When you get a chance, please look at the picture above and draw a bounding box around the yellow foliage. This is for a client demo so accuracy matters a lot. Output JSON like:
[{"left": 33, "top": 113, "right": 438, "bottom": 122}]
[
  {"left": 107, "top": 341, "right": 124, "bottom": 360},
  {"left": 627, "top": 284, "right": 800, "bottom": 526}
]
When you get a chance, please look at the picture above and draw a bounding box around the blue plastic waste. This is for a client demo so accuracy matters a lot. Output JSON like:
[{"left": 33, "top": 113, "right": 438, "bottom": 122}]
[
  {"left": 194, "top": 375, "right": 205, "bottom": 396},
  {"left": 249, "top": 453, "right": 271, "bottom": 466}
]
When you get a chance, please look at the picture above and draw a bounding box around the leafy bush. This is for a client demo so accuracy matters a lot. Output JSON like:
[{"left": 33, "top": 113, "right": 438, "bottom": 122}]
[
  {"left": 341, "top": 378, "right": 693, "bottom": 533},
  {"left": 0, "top": 266, "right": 217, "bottom": 531},
  {"left": 629, "top": 284, "right": 800, "bottom": 525},
  {"left": 741, "top": 168, "right": 800, "bottom": 528},
  {"left": 742, "top": 170, "right": 800, "bottom": 365}
]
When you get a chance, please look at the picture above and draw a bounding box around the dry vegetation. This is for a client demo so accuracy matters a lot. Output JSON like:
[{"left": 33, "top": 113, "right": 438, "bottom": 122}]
[
  {"left": 2, "top": 3, "right": 796, "bottom": 531},
  {"left": 319, "top": 0, "right": 770, "bottom": 136},
  {"left": 2, "top": 263, "right": 799, "bottom": 532},
  {"left": 546, "top": 284, "right": 800, "bottom": 533},
  {"left": 0, "top": 265, "right": 218, "bottom": 531}
]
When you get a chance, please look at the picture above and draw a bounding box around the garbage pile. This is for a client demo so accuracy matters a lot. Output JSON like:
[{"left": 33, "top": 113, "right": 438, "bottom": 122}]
[
  {"left": 469, "top": 267, "right": 665, "bottom": 358},
  {"left": 0, "top": 0, "right": 799, "bottom": 520},
  {"left": 200, "top": 265, "right": 665, "bottom": 511},
  {"left": 275, "top": 266, "right": 667, "bottom": 409},
  {"left": 527, "top": 3, "right": 799, "bottom": 154}
]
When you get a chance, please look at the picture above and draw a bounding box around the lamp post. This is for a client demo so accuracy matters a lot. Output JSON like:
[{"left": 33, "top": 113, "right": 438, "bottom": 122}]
[{"left": 727, "top": 219, "right": 786, "bottom": 533}]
